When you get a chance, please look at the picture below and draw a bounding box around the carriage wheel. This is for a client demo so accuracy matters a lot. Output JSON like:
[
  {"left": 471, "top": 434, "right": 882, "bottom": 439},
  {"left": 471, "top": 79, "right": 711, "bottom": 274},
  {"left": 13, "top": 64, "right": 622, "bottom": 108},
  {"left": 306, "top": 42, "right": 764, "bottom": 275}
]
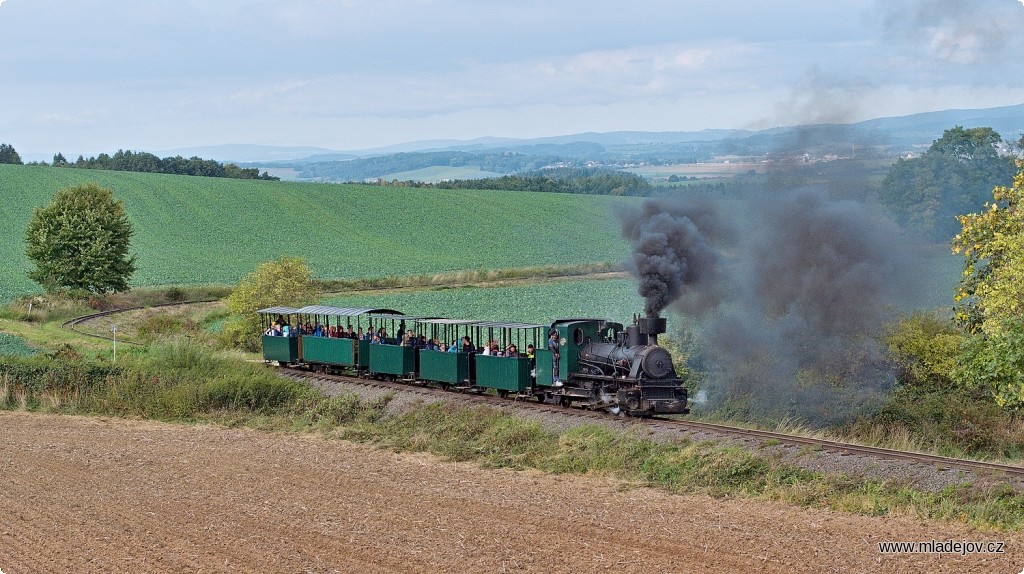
[{"left": 498, "top": 390, "right": 510, "bottom": 399}]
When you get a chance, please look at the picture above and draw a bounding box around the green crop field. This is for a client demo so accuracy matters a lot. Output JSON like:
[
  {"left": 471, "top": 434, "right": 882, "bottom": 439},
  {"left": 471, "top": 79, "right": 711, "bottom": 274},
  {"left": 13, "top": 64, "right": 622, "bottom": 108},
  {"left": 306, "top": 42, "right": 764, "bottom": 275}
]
[
  {"left": 323, "top": 277, "right": 648, "bottom": 326},
  {"left": 0, "top": 333, "right": 38, "bottom": 357},
  {"left": 0, "top": 165, "right": 633, "bottom": 303}
]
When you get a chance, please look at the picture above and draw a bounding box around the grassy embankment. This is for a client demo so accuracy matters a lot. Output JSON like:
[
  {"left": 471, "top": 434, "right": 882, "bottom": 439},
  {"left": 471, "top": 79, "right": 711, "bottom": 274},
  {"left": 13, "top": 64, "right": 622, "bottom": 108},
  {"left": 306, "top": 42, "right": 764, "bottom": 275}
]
[{"left": 0, "top": 340, "right": 1021, "bottom": 531}]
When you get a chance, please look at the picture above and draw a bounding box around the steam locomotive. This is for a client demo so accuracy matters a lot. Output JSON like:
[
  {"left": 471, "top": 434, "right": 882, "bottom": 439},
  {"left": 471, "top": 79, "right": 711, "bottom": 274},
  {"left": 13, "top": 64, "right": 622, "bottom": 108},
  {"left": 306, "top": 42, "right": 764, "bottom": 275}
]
[
  {"left": 260, "top": 306, "right": 688, "bottom": 417},
  {"left": 548, "top": 315, "right": 688, "bottom": 415}
]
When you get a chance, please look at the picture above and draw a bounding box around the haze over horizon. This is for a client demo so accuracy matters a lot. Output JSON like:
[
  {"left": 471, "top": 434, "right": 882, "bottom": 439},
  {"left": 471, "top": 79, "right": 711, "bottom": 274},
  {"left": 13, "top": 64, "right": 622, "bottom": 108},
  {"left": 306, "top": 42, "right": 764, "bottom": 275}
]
[{"left": 2, "top": 0, "right": 1024, "bottom": 159}]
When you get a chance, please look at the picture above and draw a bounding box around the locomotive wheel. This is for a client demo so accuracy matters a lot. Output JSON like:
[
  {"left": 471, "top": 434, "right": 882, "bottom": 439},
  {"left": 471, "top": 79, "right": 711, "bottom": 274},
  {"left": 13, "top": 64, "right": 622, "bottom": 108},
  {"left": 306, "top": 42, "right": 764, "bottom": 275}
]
[
  {"left": 535, "top": 393, "right": 545, "bottom": 403},
  {"left": 559, "top": 396, "right": 572, "bottom": 408}
]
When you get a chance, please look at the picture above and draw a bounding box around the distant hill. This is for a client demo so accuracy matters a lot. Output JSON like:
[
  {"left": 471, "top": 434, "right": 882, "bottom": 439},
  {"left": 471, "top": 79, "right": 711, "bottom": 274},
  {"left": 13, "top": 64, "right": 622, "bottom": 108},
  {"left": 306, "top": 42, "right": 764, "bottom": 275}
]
[
  {"left": 157, "top": 103, "right": 1024, "bottom": 179},
  {"left": 851, "top": 103, "right": 1024, "bottom": 147},
  {"left": 151, "top": 144, "right": 355, "bottom": 163}
]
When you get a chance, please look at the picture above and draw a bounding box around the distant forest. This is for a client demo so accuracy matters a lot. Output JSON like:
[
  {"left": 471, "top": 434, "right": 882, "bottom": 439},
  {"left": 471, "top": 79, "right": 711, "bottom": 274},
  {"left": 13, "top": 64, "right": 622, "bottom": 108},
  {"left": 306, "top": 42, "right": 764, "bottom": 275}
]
[
  {"left": 297, "top": 150, "right": 567, "bottom": 181},
  {"left": 51, "top": 149, "right": 279, "bottom": 180},
  {"left": 428, "top": 167, "right": 653, "bottom": 195}
]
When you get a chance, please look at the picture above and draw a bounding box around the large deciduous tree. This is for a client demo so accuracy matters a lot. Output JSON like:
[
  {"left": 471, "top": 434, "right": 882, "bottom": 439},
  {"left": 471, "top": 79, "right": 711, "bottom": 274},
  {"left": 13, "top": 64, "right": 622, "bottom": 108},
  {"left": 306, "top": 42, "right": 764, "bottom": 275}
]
[
  {"left": 877, "top": 126, "right": 1016, "bottom": 240},
  {"left": 952, "top": 161, "right": 1024, "bottom": 408},
  {"left": 25, "top": 183, "right": 136, "bottom": 294}
]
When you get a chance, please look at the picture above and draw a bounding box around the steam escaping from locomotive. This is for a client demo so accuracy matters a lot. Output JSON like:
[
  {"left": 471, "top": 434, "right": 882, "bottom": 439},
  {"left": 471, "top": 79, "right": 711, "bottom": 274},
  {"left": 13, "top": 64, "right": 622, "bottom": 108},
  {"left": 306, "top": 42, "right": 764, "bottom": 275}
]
[{"left": 621, "top": 189, "right": 916, "bottom": 424}]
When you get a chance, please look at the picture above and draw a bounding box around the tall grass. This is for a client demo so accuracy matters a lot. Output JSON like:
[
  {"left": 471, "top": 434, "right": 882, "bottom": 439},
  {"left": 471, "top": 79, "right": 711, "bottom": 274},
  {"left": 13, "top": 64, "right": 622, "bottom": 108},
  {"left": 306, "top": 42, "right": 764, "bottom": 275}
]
[
  {"left": 340, "top": 402, "right": 1024, "bottom": 530},
  {"left": 0, "top": 341, "right": 316, "bottom": 421},
  {"left": 2, "top": 346, "right": 1022, "bottom": 531}
]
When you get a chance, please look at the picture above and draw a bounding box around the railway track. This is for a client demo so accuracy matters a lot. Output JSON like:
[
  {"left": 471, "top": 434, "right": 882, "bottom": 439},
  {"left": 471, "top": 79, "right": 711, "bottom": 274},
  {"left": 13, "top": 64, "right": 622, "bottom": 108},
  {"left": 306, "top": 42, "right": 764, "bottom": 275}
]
[
  {"left": 280, "top": 366, "right": 1024, "bottom": 480},
  {"left": 61, "top": 299, "right": 218, "bottom": 345},
  {"left": 61, "top": 303, "right": 1024, "bottom": 480}
]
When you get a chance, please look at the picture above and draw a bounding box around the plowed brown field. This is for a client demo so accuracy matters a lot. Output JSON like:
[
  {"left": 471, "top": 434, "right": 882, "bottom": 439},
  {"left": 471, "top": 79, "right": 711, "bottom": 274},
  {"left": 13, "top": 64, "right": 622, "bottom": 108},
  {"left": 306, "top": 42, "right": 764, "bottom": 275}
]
[{"left": 0, "top": 411, "right": 1019, "bottom": 573}]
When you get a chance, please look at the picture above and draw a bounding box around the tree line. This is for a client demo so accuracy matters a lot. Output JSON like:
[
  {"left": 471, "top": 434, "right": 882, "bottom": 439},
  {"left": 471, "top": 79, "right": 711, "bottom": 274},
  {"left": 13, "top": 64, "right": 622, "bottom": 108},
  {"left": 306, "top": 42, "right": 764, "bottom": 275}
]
[
  {"left": 297, "top": 150, "right": 563, "bottom": 181},
  {"left": 54, "top": 149, "right": 279, "bottom": 180},
  {"left": 427, "top": 167, "right": 653, "bottom": 195},
  {"left": 0, "top": 142, "right": 278, "bottom": 181}
]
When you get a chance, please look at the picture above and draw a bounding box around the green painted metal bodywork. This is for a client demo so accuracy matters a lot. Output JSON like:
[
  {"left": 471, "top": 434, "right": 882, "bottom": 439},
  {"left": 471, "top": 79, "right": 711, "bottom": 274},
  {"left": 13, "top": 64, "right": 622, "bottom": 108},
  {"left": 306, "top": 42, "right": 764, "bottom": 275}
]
[
  {"left": 419, "top": 350, "right": 470, "bottom": 384},
  {"left": 551, "top": 321, "right": 606, "bottom": 381},
  {"left": 262, "top": 335, "right": 298, "bottom": 364},
  {"left": 369, "top": 344, "right": 416, "bottom": 377},
  {"left": 301, "top": 336, "right": 357, "bottom": 366},
  {"left": 476, "top": 355, "right": 531, "bottom": 392},
  {"left": 534, "top": 349, "right": 554, "bottom": 387},
  {"left": 357, "top": 339, "right": 371, "bottom": 368}
]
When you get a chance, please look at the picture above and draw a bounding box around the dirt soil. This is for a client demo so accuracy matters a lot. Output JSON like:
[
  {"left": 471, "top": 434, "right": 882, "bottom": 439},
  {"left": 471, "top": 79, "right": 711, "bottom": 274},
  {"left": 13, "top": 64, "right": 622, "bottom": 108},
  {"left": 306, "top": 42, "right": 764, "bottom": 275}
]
[{"left": 0, "top": 412, "right": 1020, "bottom": 574}]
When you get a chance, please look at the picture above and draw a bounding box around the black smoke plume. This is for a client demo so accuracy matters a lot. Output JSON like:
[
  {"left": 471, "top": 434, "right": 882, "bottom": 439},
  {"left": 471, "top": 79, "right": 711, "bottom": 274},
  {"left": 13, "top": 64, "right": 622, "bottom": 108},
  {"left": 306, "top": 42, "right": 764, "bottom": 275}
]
[
  {"left": 622, "top": 189, "right": 917, "bottom": 424},
  {"left": 619, "top": 198, "right": 729, "bottom": 318}
]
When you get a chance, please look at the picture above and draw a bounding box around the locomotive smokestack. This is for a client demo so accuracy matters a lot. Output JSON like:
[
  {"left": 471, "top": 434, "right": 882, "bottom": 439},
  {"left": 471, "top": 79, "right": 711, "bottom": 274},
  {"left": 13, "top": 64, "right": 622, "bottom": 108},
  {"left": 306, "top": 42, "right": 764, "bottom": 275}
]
[{"left": 637, "top": 315, "right": 667, "bottom": 346}]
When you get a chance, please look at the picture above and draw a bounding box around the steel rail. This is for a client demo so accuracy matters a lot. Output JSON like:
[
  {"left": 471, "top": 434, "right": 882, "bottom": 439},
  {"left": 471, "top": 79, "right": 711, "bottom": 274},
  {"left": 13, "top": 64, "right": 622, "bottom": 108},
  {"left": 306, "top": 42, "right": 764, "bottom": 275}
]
[
  {"left": 60, "top": 299, "right": 219, "bottom": 345},
  {"left": 280, "top": 366, "right": 1024, "bottom": 479}
]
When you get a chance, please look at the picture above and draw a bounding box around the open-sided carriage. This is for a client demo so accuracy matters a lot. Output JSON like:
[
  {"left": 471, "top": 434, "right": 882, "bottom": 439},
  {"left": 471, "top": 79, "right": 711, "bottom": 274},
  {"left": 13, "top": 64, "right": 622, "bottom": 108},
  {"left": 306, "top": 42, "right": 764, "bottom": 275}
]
[{"left": 258, "top": 306, "right": 404, "bottom": 375}]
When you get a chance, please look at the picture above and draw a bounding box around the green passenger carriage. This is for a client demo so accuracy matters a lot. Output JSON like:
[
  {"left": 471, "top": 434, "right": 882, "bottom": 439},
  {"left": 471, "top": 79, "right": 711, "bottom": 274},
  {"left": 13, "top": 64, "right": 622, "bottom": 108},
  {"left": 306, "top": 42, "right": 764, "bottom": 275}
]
[
  {"left": 415, "top": 319, "right": 476, "bottom": 387},
  {"left": 258, "top": 306, "right": 301, "bottom": 364}
]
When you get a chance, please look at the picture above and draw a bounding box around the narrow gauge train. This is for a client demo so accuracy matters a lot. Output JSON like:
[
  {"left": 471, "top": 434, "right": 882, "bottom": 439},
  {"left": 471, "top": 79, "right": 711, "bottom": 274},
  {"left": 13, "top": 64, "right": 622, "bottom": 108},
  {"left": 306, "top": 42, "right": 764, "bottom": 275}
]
[{"left": 258, "top": 305, "right": 688, "bottom": 416}]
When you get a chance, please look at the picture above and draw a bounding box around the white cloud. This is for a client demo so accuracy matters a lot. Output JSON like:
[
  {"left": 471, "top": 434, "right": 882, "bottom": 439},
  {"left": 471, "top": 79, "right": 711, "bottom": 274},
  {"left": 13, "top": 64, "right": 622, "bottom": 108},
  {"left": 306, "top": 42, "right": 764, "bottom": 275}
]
[{"left": 1, "top": 0, "right": 1023, "bottom": 155}]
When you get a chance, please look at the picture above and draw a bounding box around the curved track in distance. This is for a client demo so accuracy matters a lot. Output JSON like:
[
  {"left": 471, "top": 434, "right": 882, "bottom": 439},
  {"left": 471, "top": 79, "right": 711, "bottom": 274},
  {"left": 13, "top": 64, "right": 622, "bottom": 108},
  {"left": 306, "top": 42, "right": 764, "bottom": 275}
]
[{"left": 61, "top": 299, "right": 218, "bottom": 345}]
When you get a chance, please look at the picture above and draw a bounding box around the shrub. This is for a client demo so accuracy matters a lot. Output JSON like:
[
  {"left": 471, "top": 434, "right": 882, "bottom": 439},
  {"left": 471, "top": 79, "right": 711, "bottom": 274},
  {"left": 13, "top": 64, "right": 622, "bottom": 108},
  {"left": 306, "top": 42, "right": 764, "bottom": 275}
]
[{"left": 885, "top": 311, "right": 964, "bottom": 394}]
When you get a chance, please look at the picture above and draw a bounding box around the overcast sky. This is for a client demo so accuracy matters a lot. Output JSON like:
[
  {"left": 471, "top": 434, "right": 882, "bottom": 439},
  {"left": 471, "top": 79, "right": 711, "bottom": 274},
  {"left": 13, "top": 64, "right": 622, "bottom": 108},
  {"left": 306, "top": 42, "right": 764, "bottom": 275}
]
[{"left": 2, "top": 0, "right": 1024, "bottom": 158}]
